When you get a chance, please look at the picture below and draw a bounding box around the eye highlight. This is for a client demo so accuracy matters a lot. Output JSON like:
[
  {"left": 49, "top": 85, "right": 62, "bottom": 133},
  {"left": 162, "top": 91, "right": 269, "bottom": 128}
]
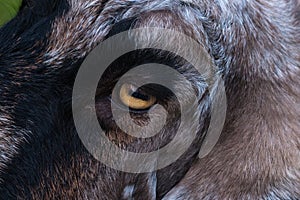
[{"left": 119, "top": 83, "right": 157, "bottom": 110}]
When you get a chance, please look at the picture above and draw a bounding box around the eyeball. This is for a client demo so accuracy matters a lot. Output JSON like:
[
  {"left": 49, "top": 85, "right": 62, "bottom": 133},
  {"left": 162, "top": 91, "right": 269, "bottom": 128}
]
[{"left": 119, "top": 83, "right": 157, "bottom": 110}]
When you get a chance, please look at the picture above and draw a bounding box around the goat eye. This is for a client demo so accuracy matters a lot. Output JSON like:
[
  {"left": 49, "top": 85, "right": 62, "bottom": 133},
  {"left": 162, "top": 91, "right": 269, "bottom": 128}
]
[{"left": 119, "top": 83, "right": 157, "bottom": 110}]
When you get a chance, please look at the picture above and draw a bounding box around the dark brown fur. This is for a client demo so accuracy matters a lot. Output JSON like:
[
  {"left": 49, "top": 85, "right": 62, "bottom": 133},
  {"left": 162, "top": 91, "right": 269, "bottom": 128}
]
[{"left": 0, "top": 0, "right": 299, "bottom": 199}]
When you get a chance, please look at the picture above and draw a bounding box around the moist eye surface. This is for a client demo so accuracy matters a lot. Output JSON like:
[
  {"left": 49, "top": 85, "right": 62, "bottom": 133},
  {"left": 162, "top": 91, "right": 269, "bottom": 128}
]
[{"left": 119, "top": 83, "right": 157, "bottom": 110}]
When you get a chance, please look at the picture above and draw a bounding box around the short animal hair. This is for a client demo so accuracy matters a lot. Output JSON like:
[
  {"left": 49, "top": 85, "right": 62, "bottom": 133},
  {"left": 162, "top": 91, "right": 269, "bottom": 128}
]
[{"left": 0, "top": 0, "right": 299, "bottom": 199}]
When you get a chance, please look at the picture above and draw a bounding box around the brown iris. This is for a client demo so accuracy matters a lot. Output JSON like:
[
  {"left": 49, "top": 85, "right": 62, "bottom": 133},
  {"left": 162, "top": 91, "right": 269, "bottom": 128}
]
[{"left": 119, "top": 83, "right": 157, "bottom": 110}]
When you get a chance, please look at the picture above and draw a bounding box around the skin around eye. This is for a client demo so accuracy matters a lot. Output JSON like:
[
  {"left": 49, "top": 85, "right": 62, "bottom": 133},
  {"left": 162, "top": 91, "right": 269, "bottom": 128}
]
[{"left": 119, "top": 83, "right": 156, "bottom": 110}]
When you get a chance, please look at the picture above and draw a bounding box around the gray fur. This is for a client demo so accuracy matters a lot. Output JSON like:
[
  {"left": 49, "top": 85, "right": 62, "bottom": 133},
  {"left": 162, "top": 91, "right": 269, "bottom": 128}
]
[{"left": 0, "top": 0, "right": 299, "bottom": 199}]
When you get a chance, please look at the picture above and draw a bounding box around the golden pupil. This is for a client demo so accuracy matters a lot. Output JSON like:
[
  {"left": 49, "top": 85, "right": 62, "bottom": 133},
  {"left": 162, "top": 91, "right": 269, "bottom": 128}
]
[{"left": 119, "top": 83, "right": 156, "bottom": 109}]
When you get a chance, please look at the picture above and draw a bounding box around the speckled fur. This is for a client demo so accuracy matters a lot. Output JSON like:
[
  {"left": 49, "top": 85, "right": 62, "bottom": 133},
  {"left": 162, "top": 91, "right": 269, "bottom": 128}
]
[{"left": 0, "top": 0, "right": 299, "bottom": 199}]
